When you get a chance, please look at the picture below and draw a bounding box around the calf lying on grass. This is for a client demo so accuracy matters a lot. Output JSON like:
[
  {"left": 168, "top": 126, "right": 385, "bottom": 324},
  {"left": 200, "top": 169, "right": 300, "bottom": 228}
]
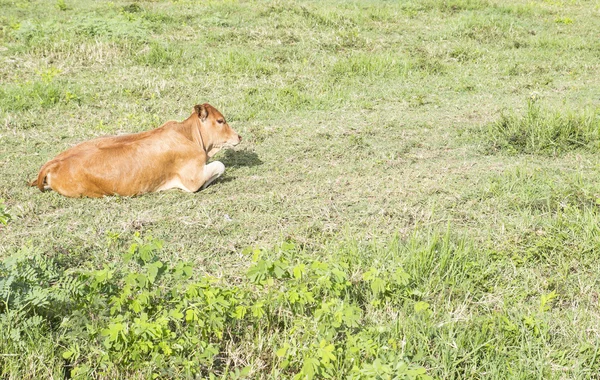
[{"left": 30, "top": 103, "right": 242, "bottom": 198}]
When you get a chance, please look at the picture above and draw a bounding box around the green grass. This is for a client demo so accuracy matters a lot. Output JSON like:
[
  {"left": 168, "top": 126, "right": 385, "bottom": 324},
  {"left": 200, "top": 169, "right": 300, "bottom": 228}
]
[
  {"left": 1, "top": 0, "right": 600, "bottom": 378},
  {"left": 486, "top": 99, "right": 600, "bottom": 155}
]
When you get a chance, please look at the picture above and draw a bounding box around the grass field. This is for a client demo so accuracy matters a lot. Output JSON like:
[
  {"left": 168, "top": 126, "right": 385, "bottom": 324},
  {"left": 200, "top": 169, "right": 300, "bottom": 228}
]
[{"left": 2, "top": 0, "right": 600, "bottom": 378}]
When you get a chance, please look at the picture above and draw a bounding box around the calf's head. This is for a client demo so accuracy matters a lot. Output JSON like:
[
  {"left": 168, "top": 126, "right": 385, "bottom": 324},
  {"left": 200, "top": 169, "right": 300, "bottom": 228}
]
[{"left": 194, "top": 103, "right": 242, "bottom": 157}]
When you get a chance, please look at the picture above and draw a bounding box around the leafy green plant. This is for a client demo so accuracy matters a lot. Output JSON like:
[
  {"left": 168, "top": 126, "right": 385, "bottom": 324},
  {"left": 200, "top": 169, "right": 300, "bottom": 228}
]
[
  {"left": 0, "top": 236, "right": 431, "bottom": 379},
  {"left": 0, "top": 245, "right": 84, "bottom": 351},
  {"left": 0, "top": 69, "right": 82, "bottom": 112},
  {"left": 56, "top": 0, "right": 68, "bottom": 11},
  {"left": 0, "top": 199, "right": 11, "bottom": 225}
]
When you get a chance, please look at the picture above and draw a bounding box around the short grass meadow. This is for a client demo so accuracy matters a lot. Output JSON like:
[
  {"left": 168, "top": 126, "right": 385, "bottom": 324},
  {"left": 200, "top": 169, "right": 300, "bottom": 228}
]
[{"left": 1, "top": 0, "right": 600, "bottom": 378}]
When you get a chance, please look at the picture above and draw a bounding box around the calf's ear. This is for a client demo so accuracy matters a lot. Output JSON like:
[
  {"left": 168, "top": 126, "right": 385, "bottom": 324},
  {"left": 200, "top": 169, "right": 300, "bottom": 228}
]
[{"left": 194, "top": 104, "right": 208, "bottom": 121}]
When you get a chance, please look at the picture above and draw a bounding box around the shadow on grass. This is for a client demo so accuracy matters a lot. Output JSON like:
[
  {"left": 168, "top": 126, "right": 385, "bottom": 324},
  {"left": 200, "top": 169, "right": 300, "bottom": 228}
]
[
  {"left": 213, "top": 175, "right": 236, "bottom": 186},
  {"left": 217, "top": 148, "right": 263, "bottom": 168}
]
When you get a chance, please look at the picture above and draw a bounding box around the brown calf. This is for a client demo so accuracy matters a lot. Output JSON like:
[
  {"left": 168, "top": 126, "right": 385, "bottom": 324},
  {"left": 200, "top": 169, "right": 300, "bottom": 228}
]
[{"left": 30, "top": 103, "right": 241, "bottom": 197}]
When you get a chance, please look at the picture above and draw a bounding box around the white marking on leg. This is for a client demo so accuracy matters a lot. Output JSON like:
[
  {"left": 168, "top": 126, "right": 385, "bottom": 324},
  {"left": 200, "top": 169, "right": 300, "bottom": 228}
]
[{"left": 201, "top": 161, "right": 225, "bottom": 190}]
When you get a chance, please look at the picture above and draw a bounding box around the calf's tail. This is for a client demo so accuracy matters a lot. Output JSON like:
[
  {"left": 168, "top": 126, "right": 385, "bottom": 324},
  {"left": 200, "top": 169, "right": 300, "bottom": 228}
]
[{"left": 31, "top": 162, "right": 56, "bottom": 192}]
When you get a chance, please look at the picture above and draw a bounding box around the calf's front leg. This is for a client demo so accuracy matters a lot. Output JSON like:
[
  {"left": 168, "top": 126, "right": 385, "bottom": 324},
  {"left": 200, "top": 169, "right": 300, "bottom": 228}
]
[
  {"left": 200, "top": 161, "right": 225, "bottom": 190},
  {"left": 159, "top": 161, "right": 225, "bottom": 193}
]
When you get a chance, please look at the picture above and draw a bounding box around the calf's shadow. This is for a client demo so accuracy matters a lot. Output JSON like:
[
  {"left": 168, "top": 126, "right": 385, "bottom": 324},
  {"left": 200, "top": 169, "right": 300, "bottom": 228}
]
[
  {"left": 208, "top": 148, "right": 263, "bottom": 188},
  {"left": 215, "top": 148, "right": 263, "bottom": 168}
]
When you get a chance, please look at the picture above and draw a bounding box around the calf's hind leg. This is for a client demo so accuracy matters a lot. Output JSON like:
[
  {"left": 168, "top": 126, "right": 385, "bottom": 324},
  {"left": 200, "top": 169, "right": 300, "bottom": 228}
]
[{"left": 200, "top": 161, "right": 225, "bottom": 190}]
